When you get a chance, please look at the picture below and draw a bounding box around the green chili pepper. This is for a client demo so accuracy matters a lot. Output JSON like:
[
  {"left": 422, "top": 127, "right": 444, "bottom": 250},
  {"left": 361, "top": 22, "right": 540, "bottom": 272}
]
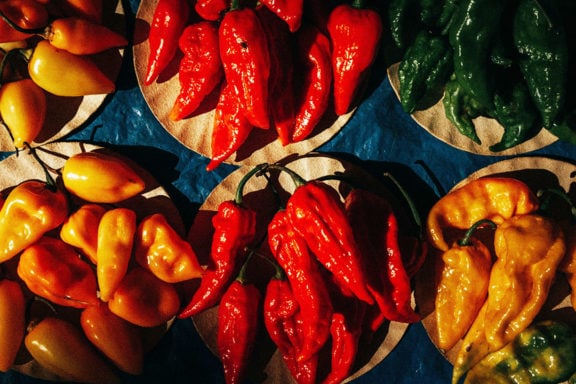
[
  {"left": 513, "top": 0, "right": 569, "bottom": 128},
  {"left": 442, "top": 74, "right": 484, "bottom": 145},
  {"left": 398, "top": 30, "right": 453, "bottom": 113},
  {"left": 547, "top": 109, "right": 576, "bottom": 145},
  {"left": 464, "top": 321, "right": 576, "bottom": 384},
  {"left": 388, "top": 0, "right": 420, "bottom": 50}
]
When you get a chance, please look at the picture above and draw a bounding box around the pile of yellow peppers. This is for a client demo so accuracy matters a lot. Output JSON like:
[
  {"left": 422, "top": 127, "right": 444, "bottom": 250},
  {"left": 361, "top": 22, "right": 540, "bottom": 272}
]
[
  {"left": 0, "top": 148, "right": 203, "bottom": 383},
  {"left": 427, "top": 176, "right": 576, "bottom": 383},
  {"left": 0, "top": 0, "right": 127, "bottom": 149}
]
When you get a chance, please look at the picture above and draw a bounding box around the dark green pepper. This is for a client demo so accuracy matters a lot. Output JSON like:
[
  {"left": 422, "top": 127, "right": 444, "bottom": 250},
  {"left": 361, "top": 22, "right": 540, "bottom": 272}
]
[
  {"left": 398, "top": 30, "right": 453, "bottom": 113},
  {"left": 388, "top": 0, "right": 420, "bottom": 50},
  {"left": 464, "top": 321, "right": 576, "bottom": 384},
  {"left": 513, "top": 0, "right": 569, "bottom": 128},
  {"left": 442, "top": 74, "right": 484, "bottom": 145},
  {"left": 548, "top": 109, "right": 576, "bottom": 145},
  {"left": 448, "top": 0, "right": 507, "bottom": 111}
]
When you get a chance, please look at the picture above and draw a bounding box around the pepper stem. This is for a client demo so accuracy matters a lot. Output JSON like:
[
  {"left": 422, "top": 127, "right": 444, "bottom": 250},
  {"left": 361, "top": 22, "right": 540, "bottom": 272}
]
[
  {"left": 229, "top": 0, "right": 240, "bottom": 11},
  {"left": 263, "top": 163, "right": 307, "bottom": 189},
  {"left": 382, "top": 172, "right": 422, "bottom": 232},
  {"left": 25, "top": 144, "right": 58, "bottom": 191},
  {"left": 537, "top": 187, "right": 576, "bottom": 221},
  {"left": 458, "top": 219, "right": 496, "bottom": 246},
  {"left": 351, "top": 0, "right": 366, "bottom": 9},
  {"left": 234, "top": 163, "right": 269, "bottom": 206},
  {"left": 236, "top": 250, "right": 254, "bottom": 285}
]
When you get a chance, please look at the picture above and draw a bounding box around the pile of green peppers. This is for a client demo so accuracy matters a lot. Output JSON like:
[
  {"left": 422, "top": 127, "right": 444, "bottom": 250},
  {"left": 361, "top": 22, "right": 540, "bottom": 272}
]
[{"left": 390, "top": 0, "right": 576, "bottom": 151}]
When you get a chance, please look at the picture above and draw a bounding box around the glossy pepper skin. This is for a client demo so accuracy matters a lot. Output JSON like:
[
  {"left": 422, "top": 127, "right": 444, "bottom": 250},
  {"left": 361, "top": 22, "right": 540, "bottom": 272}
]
[
  {"left": 0, "top": 279, "right": 25, "bottom": 372},
  {"left": 0, "top": 179, "right": 68, "bottom": 263},
  {"left": 442, "top": 73, "right": 484, "bottom": 145},
  {"left": 144, "top": 0, "right": 189, "bottom": 85},
  {"left": 194, "top": 0, "right": 227, "bottom": 21},
  {"left": 513, "top": 0, "right": 568, "bottom": 128},
  {"left": 285, "top": 180, "right": 374, "bottom": 305},
  {"left": 28, "top": 40, "right": 115, "bottom": 96},
  {"left": 268, "top": 209, "right": 333, "bottom": 362},
  {"left": 219, "top": 3, "right": 271, "bottom": 129},
  {"left": 426, "top": 177, "right": 540, "bottom": 251},
  {"left": 17, "top": 236, "right": 99, "bottom": 308},
  {"left": 0, "top": 78, "right": 46, "bottom": 149},
  {"left": 0, "top": 0, "right": 48, "bottom": 42},
  {"left": 260, "top": 0, "right": 303, "bottom": 32},
  {"left": 60, "top": 203, "right": 107, "bottom": 264},
  {"left": 292, "top": 23, "right": 332, "bottom": 143},
  {"left": 453, "top": 213, "right": 566, "bottom": 383},
  {"left": 327, "top": 1, "right": 383, "bottom": 116},
  {"left": 135, "top": 213, "right": 203, "bottom": 283},
  {"left": 169, "top": 21, "right": 223, "bottom": 121},
  {"left": 178, "top": 199, "right": 257, "bottom": 318},
  {"left": 25, "top": 317, "right": 121, "bottom": 384},
  {"left": 464, "top": 321, "right": 576, "bottom": 384}
]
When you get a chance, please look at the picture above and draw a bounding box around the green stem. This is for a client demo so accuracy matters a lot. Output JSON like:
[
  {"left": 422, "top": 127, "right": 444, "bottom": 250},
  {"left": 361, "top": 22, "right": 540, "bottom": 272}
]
[
  {"left": 458, "top": 219, "right": 496, "bottom": 246},
  {"left": 537, "top": 187, "right": 576, "bottom": 221},
  {"left": 234, "top": 163, "right": 269, "bottom": 206},
  {"left": 229, "top": 0, "right": 240, "bottom": 11},
  {"left": 351, "top": 0, "right": 366, "bottom": 9},
  {"left": 264, "top": 163, "right": 307, "bottom": 188},
  {"left": 382, "top": 171, "right": 422, "bottom": 232},
  {"left": 25, "top": 144, "right": 58, "bottom": 192}
]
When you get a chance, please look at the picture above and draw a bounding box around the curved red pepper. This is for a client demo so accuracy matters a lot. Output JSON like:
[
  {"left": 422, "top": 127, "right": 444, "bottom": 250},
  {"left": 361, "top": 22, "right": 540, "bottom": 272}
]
[
  {"left": 292, "top": 23, "right": 332, "bottom": 143},
  {"left": 144, "top": 0, "right": 190, "bottom": 85},
  {"left": 327, "top": 1, "right": 383, "bottom": 115},
  {"left": 0, "top": 0, "right": 48, "bottom": 42},
  {"left": 194, "top": 0, "right": 227, "bottom": 21},
  {"left": 260, "top": 0, "right": 303, "bottom": 32},
  {"left": 169, "top": 21, "right": 223, "bottom": 121},
  {"left": 219, "top": 3, "right": 271, "bottom": 129}
]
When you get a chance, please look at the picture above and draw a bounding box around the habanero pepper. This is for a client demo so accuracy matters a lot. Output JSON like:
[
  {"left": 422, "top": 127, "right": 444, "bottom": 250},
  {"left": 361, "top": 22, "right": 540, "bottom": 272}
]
[
  {"left": 260, "top": 0, "right": 303, "bottom": 33},
  {"left": 60, "top": 203, "right": 107, "bottom": 264},
  {"left": 426, "top": 177, "right": 540, "bottom": 252},
  {"left": 169, "top": 21, "right": 223, "bottom": 122},
  {"left": 17, "top": 236, "right": 99, "bottom": 308},
  {"left": 0, "top": 279, "right": 25, "bottom": 372},
  {"left": 268, "top": 209, "right": 333, "bottom": 362},
  {"left": 291, "top": 22, "right": 332, "bottom": 144},
  {"left": 178, "top": 165, "right": 260, "bottom": 318},
  {"left": 327, "top": 0, "right": 383, "bottom": 116},
  {"left": 144, "top": 0, "right": 189, "bottom": 85},
  {"left": 194, "top": 0, "right": 228, "bottom": 21},
  {"left": 219, "top": 1, "right": 271, "bottom": 129},
  {"left": 321, "top": 311, "right": 362, "bottom": 384}
]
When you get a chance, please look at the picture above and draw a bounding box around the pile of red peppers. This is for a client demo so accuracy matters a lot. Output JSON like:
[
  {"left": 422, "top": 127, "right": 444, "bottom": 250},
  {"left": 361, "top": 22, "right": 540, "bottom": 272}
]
[
  {"left": 178, "top": 163, "right": 426, "bottom": 384},
  {"left": 144, "top": 0, "right": 384, "bottom": 170}
]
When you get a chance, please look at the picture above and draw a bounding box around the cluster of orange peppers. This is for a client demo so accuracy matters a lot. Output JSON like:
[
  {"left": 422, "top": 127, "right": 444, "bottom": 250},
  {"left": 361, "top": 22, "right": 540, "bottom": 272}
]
[
  {"left": 0, "top": 148, "right": 204, "bottom": 383},
  {"left": 0, "top": 0, "right": 127, "bottom": 149},
  {"left": 426, "top": 176, "right": 576, "bottom": 384},
  {"left": 144, "top": 0, "right": 384, "bottom": 170}
]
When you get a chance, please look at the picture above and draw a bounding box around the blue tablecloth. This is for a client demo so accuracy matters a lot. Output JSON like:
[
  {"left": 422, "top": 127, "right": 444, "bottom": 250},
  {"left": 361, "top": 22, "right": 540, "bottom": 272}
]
[{"left": 2, "top": 0, "right": 576, "bottom": 383}]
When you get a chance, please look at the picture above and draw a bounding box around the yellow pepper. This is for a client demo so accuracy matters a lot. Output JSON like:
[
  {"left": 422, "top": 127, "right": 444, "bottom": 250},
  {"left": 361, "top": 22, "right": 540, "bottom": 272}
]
[
  {"left": 60, "top": 203, "right": 107, "bottom": 264},
  {"left": 453, "top": 213, "right": 566, "bottom": 383},
  {"left": 427, "top": 177, "right": 540, "bottom": 251},
  {"left": 96, "top": 207, "right": 137, "bottom": 302},
  {"left": 61, "top": 151, "right": 146, "bottom": 204},
  {"left": 135, "top": 213, "right": 202, "bottom": 283},
  {"left": 0, "top": 179, "right": 68, "bottom": 263},
  {"left": 0, "top": 279, "right": 25, "bottom": 372}
]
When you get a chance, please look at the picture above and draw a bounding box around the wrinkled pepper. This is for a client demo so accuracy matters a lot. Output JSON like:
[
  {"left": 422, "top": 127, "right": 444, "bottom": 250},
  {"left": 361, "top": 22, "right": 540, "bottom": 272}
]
[
  {"left": 144, "top": 0, "right": 189, "bottom": 85},
  {"left": 327, "top": 1, "right": 383, "bottom": 116},
  {"left": 0, "top": 279, "right": 25, "bottom": 372},
  {"left": 17, "top": 236, "right": 99, "bottom": 308},
  {"left": 464, "top": 321, "right": 576, "bottom": 384},
  {"left": 434, "top": 220, "right": 494, "bottom": 351},
  {"left": 62, "top": 151, "right": 146, "bottom": 204},
  {"left": 0, "top": 178, "right": 68, "bottom": 263},
  {"left": 179, "top": 165, "right": 259, "bottom": 318},
  {"left": 292, "top": 23, "right": 332, "bottom": 143},
  {"left": 268, "top": 209, "right": 333, "bottom": 362},
  {"left": 442, "top": 73, "right": 484, "bottom": 145},
  {"left": 453, "top": 213, "right": 566, "bottom": 383},
  {"left": 96, "top": 207, "right": 137, "bottom": 302},
  {"left": 135, "top": 212, "right": 203, "bottom": 283},
  {"left": 388, "top": 0, "right": 419, "bottom": 50},
  {"left": 194, "top": 0, "right": 227, "bottom": 21},
  {"left": 513, "top": 0, "right": 568, "bottom": 128},
  {"left": 426, "top": 177, "right": 540, "bottom": 251},
  {"left": 217, "top": 260, "right": 261, "bottom": 384},
  {"left": 60, "top": 203, "right": 107, "bottom": 264},
  {"left": 169, "top": 21, "right": 223, "bottom": 121},
  {"left": 260, "top": 0, "right": 303, "bottom": 32},
  {"left": 25, "top": 316, "right": 121, "bottom": 384},
  {"left": 0, "top": 0, "right": 48, "bottom": 42},
  {"left": 27, "top": 40, "right": 116, "bottom": 96},
  {"left": 219, "top": 1, "right": 271, "bottom": 129}
]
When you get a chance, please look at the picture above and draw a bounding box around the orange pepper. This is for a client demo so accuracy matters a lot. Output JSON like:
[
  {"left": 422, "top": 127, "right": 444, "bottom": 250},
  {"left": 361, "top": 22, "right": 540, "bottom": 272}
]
[
  {"left": 135, "top": 213, "right": 202, "bottom": 283},
  {"left": 0, "top": 0, "right": 48, "bottom": 42},
  {"left": 0, "top": 179, "right": 68, "bottom": 263},
  {"left": 53, "top": 0, "right": 103, "bottom": 23},
  {"left": 0, "top": 279, "right": 25, "bottom": 372},
  {"left": 60, "top": 203, "right": 107, "bottom": 264},
  {"left": 61, "top": 151, "right": 146, "bottom": 203},
  {"left": 96, "top": 207, "right": 137, "bottom": 302},
  {"left": 17, "top": 236, "right": 99, "bottom": 308}
]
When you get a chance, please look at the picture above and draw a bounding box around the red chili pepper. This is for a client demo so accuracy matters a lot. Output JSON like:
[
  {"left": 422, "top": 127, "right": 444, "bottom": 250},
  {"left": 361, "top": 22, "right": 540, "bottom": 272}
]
[
  {"left": 194, "top": 0, "right": 227, "bottom": 21},
  {"left": 292, "top": 23, "right": 332, "bottom": 143},
  {"left": 0, "top": 0, "right": 48, "bottom": 42},
  {"left": 169, "top": 21, "right": 223, "bottom": 121},
  {"left": 178, "top": 167, "right": 260, "bottom": 318},
  {"left": 206, "top": 82, "right": 255, "bottom": 171},
  {"left": 219, "top": 2, "right": 271, "bottom": 129},
  {"left": 322, "top": 312, "right": 361, "bottom": 384},
  {"left": 217, "top": 259, "right": 261, "bottom": 384},
  {"left": 284, "top": 179, "right": 374, "bottom": 305},
  {"left": 260, "top": 0, "right": 303, "bottom": 32},
  {"left": 268, "top": 209, "right": 333, "bottom": 362},
  {"left": 144, "top": 0, "right": 190, "bottom": 85},
  {"left": 327, "top": 1, "right": 383, "bottom": 115}
]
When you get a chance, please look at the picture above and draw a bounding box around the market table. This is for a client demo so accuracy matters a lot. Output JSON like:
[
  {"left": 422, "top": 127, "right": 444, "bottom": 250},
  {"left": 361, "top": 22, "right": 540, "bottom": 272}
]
[{"left": 2, "top": 0, "right": 576, "bottom": 383}]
